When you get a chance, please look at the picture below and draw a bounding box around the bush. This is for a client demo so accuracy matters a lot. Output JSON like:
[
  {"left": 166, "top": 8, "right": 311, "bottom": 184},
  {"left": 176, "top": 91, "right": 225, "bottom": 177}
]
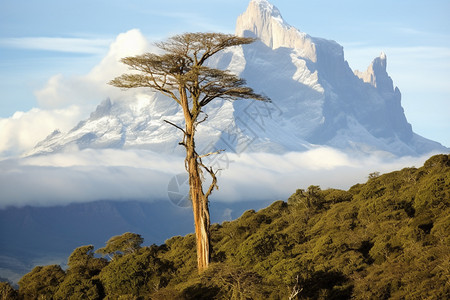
[{"left": 15, "top": 154, "right": 449, "bottom": 299}]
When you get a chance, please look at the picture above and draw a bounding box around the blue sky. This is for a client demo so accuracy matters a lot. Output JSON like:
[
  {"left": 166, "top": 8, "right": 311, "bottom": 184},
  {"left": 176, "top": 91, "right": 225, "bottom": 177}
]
[{"left": 0, "top": 0, "right": 449, "bottom": 147}]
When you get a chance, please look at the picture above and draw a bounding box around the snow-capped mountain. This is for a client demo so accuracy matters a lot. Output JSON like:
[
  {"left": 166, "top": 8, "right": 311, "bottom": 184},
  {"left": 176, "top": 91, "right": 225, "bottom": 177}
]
[{"left": 29, "top": 0, "right": 447, "bottom": 157}]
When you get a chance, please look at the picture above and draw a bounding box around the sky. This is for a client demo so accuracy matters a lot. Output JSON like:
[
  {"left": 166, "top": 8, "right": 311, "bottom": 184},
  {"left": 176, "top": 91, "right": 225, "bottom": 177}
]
[
  {"left": 1, "top": 0, "right": 449, "bottom": 147},
  {"left": 0, "top": 0, "right": 449, "bottom": 207}
]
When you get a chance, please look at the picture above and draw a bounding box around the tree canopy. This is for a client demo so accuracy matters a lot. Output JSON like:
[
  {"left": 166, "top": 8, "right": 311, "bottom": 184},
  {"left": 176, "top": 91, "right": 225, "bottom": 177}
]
[
  {"left": 109, "top": 32, "right": 269, "bottom": 110},
  {"left": 12, "top": 154, "right": 449, "bottom": 299},
  {"left": 96, "top": 232, "right": 143, "bottom": 259}
]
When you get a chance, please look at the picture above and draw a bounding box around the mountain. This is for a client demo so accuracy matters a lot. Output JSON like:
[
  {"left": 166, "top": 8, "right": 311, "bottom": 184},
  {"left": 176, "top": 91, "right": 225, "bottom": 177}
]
[
  {"left": 27, "top": 0, "right": 447, "bottom": 158},
  {"left": 9, "top": 154, "right": 450, "bottom": 299},
  {"left": 0, "top": 199, "right": 272, "bottom": 284}
]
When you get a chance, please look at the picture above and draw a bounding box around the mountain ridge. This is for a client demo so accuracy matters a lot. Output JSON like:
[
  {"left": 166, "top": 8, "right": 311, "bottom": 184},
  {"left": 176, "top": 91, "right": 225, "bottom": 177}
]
[
  {"left": 5, "top": 154, "right": 449, "bottom": 298},
  {"left": 27, "top": 0, "right": 448, "bottom": 157}
]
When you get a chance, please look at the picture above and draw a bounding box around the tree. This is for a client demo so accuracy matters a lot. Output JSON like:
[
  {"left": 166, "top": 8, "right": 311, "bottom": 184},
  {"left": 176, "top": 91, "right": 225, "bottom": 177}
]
[
  {"left": 54, "top": 245, "right": 107, "bottom": 299},
  {"left": 0, "top": 281, "right": 18, "bottom": 300},
  {"left": 109, "top": 32, "right": 269, "bottom": 272},
  {"left": 98, "top": 246, "right": 174, "bottom": 298},
  {"left": 68, "top": 245, "right": 107, "bottom": 272},
  {"left": 18, "top": 265, "right": 65, "bottom": 300},
  {"left": 96, "top": 232, "right": 144, "bottom": 260},
  {"left": 288, "top": 185, "right": 324, "bottom": 209}
]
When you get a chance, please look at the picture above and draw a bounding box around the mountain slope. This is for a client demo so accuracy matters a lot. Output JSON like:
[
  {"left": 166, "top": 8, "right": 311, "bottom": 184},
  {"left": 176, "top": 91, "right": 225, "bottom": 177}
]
[
  {"left": 233, "top": 0, "right": 443, "bottom": 155},
  {"left": 9, "top": 154, "right": 450, "bottom": 299},
  {"left": 27, "top": 0, "right": 447, "bottom": 157},
  {"left": 0, "top": 199, "right": 272, "bottom": 284}
]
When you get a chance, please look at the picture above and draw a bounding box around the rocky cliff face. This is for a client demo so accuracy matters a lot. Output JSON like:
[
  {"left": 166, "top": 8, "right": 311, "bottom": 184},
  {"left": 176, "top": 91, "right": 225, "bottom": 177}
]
[
  {"left": 231, "top": 0, "right": 443, "bottom": 155},
  {"left": 236, "top": 0, "right": 317, "bottom": 61}
]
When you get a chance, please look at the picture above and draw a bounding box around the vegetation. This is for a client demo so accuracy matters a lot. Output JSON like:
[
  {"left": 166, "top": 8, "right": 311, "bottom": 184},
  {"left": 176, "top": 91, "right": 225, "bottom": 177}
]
[
  {"left": 5, "top": 154, "right": 449, "bottom": 299},
  {"left": 109, "top": 32, "right": 270, "bottom": 272}
]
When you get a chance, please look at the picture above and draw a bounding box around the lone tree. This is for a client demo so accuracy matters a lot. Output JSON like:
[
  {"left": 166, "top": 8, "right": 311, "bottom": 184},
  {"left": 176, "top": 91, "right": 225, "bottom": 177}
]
[{"left": 109, "top": 32, "right": 269, "bottom": 272}]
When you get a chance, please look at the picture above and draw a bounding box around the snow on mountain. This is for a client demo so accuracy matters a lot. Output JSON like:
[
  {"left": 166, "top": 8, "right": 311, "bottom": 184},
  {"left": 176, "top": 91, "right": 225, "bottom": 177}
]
[
  {"left": 28, "top": 0, "right": 447, "bottom": 157},
  {"left": 236, "top": 0, "right": 317, "bottom": 61}
]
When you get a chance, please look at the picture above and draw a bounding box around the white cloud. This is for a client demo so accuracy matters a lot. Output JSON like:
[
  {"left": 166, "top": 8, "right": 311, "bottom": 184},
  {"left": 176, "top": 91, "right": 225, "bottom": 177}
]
[
  {"left": 138, "top": 9, "right": 234, "bottom": 34},
  {"left": 0, "top": 107, "right": 85, "bottom": 158},
  {"left": 0, "top": 29, "right": 444, "bottom": 209},
  {"left": 393, "top": 27, "right": 450, "bottom": 41},
  {"left": 343, "top": 45, "right": 450, "bottom": 75},
  {"left": 0, "top": 29, "right": 154, "bottom": 158},
  {"left": 0, "top": 37, "right": 112, "bottom": 54},
  {"left": 87, "top": 29, "right": 154, "bottom": 82},
  {"left": 0, "top": 148, "right": 433, "bottom": 209},
  {"left": 34, "top": 29, "right": 153, "bottom": 109}
]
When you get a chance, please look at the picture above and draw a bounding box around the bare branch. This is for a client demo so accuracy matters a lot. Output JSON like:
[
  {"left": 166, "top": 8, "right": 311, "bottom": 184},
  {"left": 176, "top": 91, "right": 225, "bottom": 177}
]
[
  {"left": 199, "top": 149, "right": 225, "bottom": 159},
  {"left": 288, "top": 275, "right": 302, "bottom": 300},
  {"left": 195, "top": 112, "right": 209, "bottom": 126},
  {"left": 202, "top": 163, "right": 219, "bottom": 199},
  {"left": 163, "top": 120, "right": 186, "bottom": 135}
]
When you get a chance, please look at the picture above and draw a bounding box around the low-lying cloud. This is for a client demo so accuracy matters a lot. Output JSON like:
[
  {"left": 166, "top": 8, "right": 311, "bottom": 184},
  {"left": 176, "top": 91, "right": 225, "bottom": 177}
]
[
  {"left": 0, "top": 147, "right": 434, "bottom": 209},
  {"left": 0, "top": 29, "right": 444, "bottom": 209}
]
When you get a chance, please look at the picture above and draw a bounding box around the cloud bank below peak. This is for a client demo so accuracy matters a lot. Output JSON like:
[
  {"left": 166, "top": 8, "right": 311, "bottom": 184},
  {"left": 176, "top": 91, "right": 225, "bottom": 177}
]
[{"left": 0, "top": 147, "right": 435, "bottom": 209}]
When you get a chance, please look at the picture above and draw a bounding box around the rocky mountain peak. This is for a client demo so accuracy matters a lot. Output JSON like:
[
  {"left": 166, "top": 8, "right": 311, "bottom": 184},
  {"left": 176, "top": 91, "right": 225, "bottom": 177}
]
[
  {"left": 354, "top": 52, "right": 394, "bottom": 92},
  {"left": 26, "top": 0, "right": 448, "bottom": 158},
  {"left": 89, "top": 98, "right": 112, "bottom": 120},
  {"left": 250, "top": 0, "right": 279, "bottom": 15},
  {"left": 236, "top": 0, "right": 317, "bottom": 61}
]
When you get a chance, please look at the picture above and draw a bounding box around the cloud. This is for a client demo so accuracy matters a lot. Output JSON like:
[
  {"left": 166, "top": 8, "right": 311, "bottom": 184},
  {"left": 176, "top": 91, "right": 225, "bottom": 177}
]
[
  {"left": 138, "top": 8, "right": 234, "bottom": 34},
  {"left": 393, "top": 27, "right": 450, "bottom": 41},
  {"left": 0, "top": 37, "right": 112, "bottom": 54},
  {"left": 0, "top": 147, "right": 433, "bottom": 209},
  {"left": 0, "top": 107, "right": 85, "bottom": 158},
  {"left": 343, "top": 45, "right": 450, "bottom": 75},
  {"left": 34, "top": 29, "right": 153, "bottom": 109},
  {"left": 0, "top": 30, "right": 444, "bottom": 209},
  {"left": 0, "top": 29, "right": 154, "bottom": 158}
]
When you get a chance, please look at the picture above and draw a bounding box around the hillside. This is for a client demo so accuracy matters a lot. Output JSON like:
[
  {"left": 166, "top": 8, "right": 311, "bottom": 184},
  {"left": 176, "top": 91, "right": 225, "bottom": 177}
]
[
  {"left": 2, "top": 154, "right": 449, "bottom": 299},
  {"left": 0, "top": 199, "right": 272, "bottom": 284}
]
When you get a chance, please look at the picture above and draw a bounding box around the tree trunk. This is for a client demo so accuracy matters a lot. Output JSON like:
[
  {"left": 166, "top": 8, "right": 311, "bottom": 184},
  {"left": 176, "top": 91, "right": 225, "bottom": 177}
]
[{"left": 185, "top": 119, "right": 211, "bottom": 272}]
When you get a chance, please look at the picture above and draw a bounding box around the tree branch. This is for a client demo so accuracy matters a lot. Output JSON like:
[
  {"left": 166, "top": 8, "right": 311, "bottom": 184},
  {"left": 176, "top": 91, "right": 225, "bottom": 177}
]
[
  {"left": 164, "top": 119, "right": 186, "bottom": 135},
  {"left": 195, "top": 112, "right": 209, "bottom": 126},
  {"left": 202, "top": 163, "right": 219, "bottom": 199},
  {"left": 199, "top": 149, "right": 225, "bottom": 159}
]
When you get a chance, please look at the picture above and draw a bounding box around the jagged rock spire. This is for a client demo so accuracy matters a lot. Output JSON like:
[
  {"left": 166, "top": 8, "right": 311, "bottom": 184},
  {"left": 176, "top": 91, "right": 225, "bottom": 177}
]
[
  {"left": 354, "top": 52, "right": 394, "bottom": 92},
  {"left": 236, "top": 0, "right": 317, "bottom": 61}
]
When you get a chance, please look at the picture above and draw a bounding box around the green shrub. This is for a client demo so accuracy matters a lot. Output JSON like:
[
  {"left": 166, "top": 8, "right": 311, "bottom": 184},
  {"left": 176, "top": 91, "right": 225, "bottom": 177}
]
[{"left": 15, "top": 154, "right": 449, "bottom": 299}]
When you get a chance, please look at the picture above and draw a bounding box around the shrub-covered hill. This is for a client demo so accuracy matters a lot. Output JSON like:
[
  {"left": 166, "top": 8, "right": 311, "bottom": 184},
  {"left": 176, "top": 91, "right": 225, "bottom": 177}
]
[{"left": 2, "top": 154, "right": 449, "bottom": 299}]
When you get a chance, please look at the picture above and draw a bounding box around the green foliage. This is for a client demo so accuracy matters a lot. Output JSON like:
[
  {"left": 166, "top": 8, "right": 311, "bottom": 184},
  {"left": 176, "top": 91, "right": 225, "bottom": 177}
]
[
  {"left": 99, "top": 245, "right": 174, "bottom": 298},
  {"left": 0, "top": 281, "right": 18, "bottom": 300},
  {"left": 15, "top": 154, "right": 450, "bottom": 299},
  {"left": 18, "top": 265, "right": 65, "bottom": 300},
  {"left": 368, "top": 171, "right": 380, "bottom": 180},
  {"left": 201, "top": 263, "right": 266, "bottom": 299},
  {"left": 54, "top": 245, "right": 107, "bottom": 299},
  {"left": 96, "top": 232, "right": 144, "bottom": 259},
  {"left": 54, "top": 274, "right": 103, "bottom": 300},
  {"left": 288, "top": 185, "right": 325, "bottom": 209},
  {"left": 68, "top": 245, "right": 108, "bottom": 275}
]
